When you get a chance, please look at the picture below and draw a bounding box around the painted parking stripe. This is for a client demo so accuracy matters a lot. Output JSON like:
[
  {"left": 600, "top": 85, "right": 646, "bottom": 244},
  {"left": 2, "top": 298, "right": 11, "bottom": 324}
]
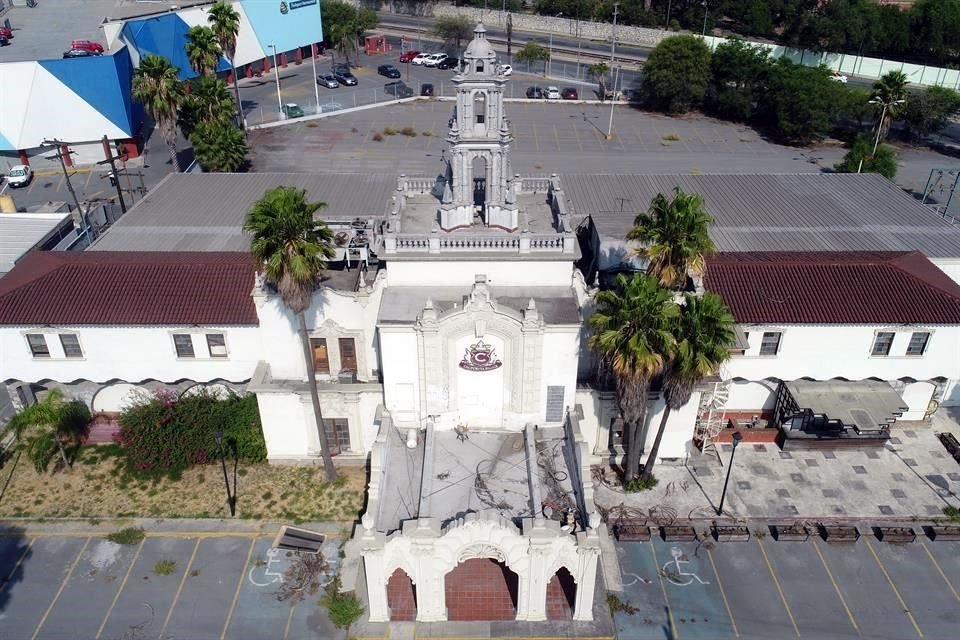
[
  {"left": 160, "top": 537, "right": 201, "bottom": 636},
  {"left": 220, "top": 537, "right": 257, "bottom": 640},
  {"left": 647, "top": 543, "right": 679, "bottom": 639},
  {"left": 810, "top": 537, "right": 859, "bottom": 634},
  {"left": 31, "top": 536, "right": 91, "bottom": 640},
  {"left": 705, "top": 549, "right": 739, "bottom": 637},
  {"left": 649, "top": 538, "right": 733, "bottom": 639},
  {"left": 918, "top": 539, "right": 960, "bottom": 603},
  {"left": 0, "top": 536, "right": 35, "bottom": 592},
  {"left": 863, "top": 537, "right": 924, "bottom": 638},
  {"left": 609, "top": 542, "right": 671, "bottom": 640},
  {"left": 229, "top": 537, "right": 298, "bottom": 640},
  {"left": 95, "top": 539, "right": 144, "bottom": 639},
  {"left": 755, "top": 538, "right": 800, "bottom": 637}
]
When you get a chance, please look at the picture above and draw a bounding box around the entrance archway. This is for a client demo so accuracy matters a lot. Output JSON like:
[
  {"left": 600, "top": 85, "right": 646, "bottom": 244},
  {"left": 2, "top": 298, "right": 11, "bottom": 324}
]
[
  {"left": 472, "top": 155, "right": 487, "bottom": 212},
  {"left": 546, "top": 567, "right": 577, "bottom": 620},
  {"left": 386, "top": 568, "right": 417, "bottom": 621},
  {"left": 444, "top": 558, "right": 518, "bottom": 621}
]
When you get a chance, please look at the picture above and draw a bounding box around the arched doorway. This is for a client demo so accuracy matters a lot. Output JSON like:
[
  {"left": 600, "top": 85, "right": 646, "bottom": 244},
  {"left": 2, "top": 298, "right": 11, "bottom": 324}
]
[
  {"left": 386, "top": 568, "right": 416, "bottom": 621},
  {"left": 444, "top": 558, "right": 518, "bottom": 621},
  {"left": 546, "top": 567, "right": 576, "bottom": 620},
  {"left": 472, "top": 155, "right": 487, "bottom": 212}
]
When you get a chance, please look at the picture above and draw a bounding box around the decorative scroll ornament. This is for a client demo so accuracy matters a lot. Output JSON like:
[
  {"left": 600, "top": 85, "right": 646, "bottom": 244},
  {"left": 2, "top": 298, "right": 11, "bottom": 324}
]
[
  {"left": 458, "top": 340, "right": 502, "bottom": 371},
  {"left": 458, "top": 544, "right": 506, "bottom": 564}
]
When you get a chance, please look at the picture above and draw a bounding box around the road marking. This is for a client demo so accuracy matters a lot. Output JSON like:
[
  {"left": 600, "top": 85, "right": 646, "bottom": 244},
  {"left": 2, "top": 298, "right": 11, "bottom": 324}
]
[
  {"left": 648, "top": 543, "right": 679, "bottom": 639},
  {"left": 220, "top": 537, "right": 257, "bottom": 640},
  {"left": 0, "top": 537, "right": 35, "bottom": 592},
  {"left": 283, "top": 601, "right": 298, "bottom": 640},
  {"left": 755, "top": 537, "right": 800, "bottom": 637},
  {"left": 706, "top": 548, "right": 739, "bottom": 637},
  {"left": 85, "top": 170, "right": 94, "bottom": 188},
  {"left": 95, "top": 538, "right": 144, "bottom": 639},
  {"left": 810, "top": 539, "right": 859, "bottom": 634},
  {"left": 661, "top": 546, "right": 709, "bottom": 586},
  {"left": 160, "top": 537, "right": 201, "bottom": 635},
  {"left": 864, "top": 536, "right": 924, "bottom": 638},
  {"left": 31, "top": 536, "right": 91, "bottom": 640},
  {"left": 918, "top": 539, "right": 960, "bottom": 603}
]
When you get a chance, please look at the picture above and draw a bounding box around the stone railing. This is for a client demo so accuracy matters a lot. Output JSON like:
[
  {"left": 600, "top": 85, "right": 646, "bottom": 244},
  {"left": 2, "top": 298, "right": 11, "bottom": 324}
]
[
  {"left": 398, "top": 174, "right": 440, "bottom": 196},
  {"left": 384, "top": 232, "right": 575, "bottom": 254},
  {"left": 519, "top": 177, "right": 551, "bottom": 194}
]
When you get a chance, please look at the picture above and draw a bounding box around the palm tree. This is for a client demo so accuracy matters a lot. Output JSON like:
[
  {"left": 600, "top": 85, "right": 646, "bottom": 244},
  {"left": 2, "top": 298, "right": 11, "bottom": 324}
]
[
  {"left": 133, "top": 54, "right": 184, "bottom": 171},
  {"left": 627, "top": 187, "right": 715, "bottom": 290},
  {"left": 330, "top": 21, "right": 359, "bottom": 67},
  {"left": 189, "top": 76, "right": 236, "bottom": 128},
  {"left": 207, "top": 0, "right": 243, "bottom": 128},
  {"left": 641, "top": 292, "right": 735, "bottom": 482},
  {"left": 872, "top": 70, "right": 908, "bottom": 143},
  {"left": 244, "top": 186, "right": 338, "bottom": 481},
  {"left": 9, "top": 389, "right": 90, "bottom": 473},
  {"left": 191, "top": 122, "right": 248, "bottom": 172},
  {"left": 588, "top": 273, "right": 679, "bottom": 482},
  {"left": 185, "top": 25, "right": 222, "bottom": 77},
  {"left": 587, "top": 62, "right": 610, "bottom": 99}
]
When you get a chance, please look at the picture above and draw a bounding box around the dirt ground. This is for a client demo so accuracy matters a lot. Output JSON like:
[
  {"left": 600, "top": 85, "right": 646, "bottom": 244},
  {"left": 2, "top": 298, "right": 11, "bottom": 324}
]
[{"left": 0, "top": 446, "right": 366, "bottom": 522}]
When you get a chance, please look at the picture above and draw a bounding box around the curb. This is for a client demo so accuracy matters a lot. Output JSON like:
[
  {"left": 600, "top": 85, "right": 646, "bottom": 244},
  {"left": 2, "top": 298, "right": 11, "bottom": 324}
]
[
  {"left": 0, "top": 517, "right": 352, "bottom": 537},
  {"left": 247, "top": 95, "right": 424, "bottom": 130}
]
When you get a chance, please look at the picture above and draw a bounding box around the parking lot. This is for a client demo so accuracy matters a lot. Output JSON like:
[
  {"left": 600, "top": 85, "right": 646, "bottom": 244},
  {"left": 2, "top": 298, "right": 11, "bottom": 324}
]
[
  {"left": 0, "top": 532, "right": 343, "bottom": 640},
  {"left": 614, "top": 534, "right": 960, "bottom": 640}
]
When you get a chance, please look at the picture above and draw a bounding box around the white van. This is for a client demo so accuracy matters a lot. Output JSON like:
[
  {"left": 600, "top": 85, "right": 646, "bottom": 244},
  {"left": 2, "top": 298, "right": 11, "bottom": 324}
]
[{"left": 423, "top": 53, "right": 448, "bottom": 67}]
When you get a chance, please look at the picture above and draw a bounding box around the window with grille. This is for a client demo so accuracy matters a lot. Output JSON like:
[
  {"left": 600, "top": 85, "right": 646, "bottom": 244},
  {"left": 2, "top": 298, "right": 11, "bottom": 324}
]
[
  {"left": 906, "top": 332, "right": 930, "bottom": 356},
  {"left": 871, "top": 332, "right": 895, "bottom": 357},
  {"left": 59, "top": 334, "right": 83, "bottom": 358},
  {"left": 26, "top": 334, "right": 49, "bottom": 358},
  {"left": 173, "top": 334, "right": 195, "bottom": 358},
  {"left": 322, "top": 418, "right": 351, "bottom": 453},
  {"left": 609, "top": 418, "right": 624, "bottom": 449},
  {"left": 545, "top": 386, "right": 565, "bottom": 422},
  {"left": 759, "top": 331, "right": 782, "bottom": 356},
  {"left": 206, "top": 333, "right": 228, "bottom": 358},
  {"left": 338, "top": 337, "right": 357, "bottom": 372},
  {"left": 311, "top": 338, "right": 329, "bottom": 373}
]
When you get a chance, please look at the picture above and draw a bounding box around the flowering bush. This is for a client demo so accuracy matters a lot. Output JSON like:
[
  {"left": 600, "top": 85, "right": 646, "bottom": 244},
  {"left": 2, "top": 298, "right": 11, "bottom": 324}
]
[{"left": 117, "top": 390, "right": 266, "bottom": 479}]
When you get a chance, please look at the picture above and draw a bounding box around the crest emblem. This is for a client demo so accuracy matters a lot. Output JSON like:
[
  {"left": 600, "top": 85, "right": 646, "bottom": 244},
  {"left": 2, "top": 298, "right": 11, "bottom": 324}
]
[
  {"left": 280, "top": 1, "right": 288, "bottom": 14},
  {"left": 459, "top": 340, "right": 502, "bottom": 372}
]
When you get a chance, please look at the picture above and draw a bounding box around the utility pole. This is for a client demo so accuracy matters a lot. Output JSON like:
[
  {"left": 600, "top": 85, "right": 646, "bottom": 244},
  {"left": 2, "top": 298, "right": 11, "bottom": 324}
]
[
  {"left": 610, "top": 2, "right": 619, "bottom": 67},
  {"left": 606, "top": 66, "right": 620, "bottom": 140},
  {"left": 98, "top": 135, "right": 127, "bottom": 214},
  {"left": 41, "top": 139, "right": 82, "bottom": 215}
]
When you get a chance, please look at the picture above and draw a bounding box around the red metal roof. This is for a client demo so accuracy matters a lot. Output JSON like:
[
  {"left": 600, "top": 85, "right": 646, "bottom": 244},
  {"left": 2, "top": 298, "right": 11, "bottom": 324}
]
[
  {"left": 0, "top": 252, "right": 258, "bottom": 326},
  {"left": 705, "top": 251, "right": 960, "bottom": 325}
]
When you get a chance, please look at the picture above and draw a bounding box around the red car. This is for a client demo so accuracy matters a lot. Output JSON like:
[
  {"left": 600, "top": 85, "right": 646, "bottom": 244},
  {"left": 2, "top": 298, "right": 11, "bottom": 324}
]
[
  {"left": 561, "top": 87, "right": 579, "bottom": 100},
  {"left": 398, "top": 50, "right": 421, "bottom": 63},
  {"left": 0, "top": 27, "right": 12, "bottom": 38},
  {"left": 70, "top": 39, "right": 104, "bottom": 54}
]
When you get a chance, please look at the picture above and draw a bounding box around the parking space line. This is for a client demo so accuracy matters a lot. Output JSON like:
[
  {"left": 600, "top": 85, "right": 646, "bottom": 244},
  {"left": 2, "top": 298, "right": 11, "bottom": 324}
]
[
  {"left": 160, "top": 537, "right": 201, "bottom": 635},
  {"left": 918, "top": 539, "right": 960, "bottom": 603},
  {"left": 755, "top": 538, "right": 800, "bottom": 637},
  {"left": 220, "top": 537, "right": 257, "bottom": 640},
  {"left": 95, "top": 538, "right": 144, "bottom": 639},
  {"left": 85, "top": 170, "right": 94, "bottom": 188},
  {"left": 810, "top": 539, "right": 859, "bottom": 634},
  {"left": 864, "top": 536, "right": 924, "bottom": 638},
  {"left": 0, "top": 537, "right": 35, "bottom": 591},
  {"left": 647, "top": 542, "right": 679, "bottom": 639},
  {"left": 283, "top": 601, "right": 298, "bottom": 640},
  {"left": 706, "top": 548, "right": 739, "bottom": 637},
  {"left": 31, "top": 536, "right": 91, "bottom": 640}
]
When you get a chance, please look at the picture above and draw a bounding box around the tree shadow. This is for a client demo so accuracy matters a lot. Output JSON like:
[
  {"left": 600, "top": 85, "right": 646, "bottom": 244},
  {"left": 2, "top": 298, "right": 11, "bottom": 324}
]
[{"left": 0, "top": 526, "right": 31, "bottom": 613}]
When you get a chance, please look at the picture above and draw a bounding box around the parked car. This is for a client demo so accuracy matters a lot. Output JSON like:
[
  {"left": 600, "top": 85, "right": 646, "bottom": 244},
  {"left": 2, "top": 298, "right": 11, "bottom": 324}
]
[
  {"left": 384, "top": 81, "right": 414, "bottom": 98},
  {"left": 398, "top": 50, "right": 421, "bottom": 63},
  {"left": 4, "top": 165, "right": 33, "bottom": 188},
  {"left": 317, "top": 74, "right": 339, "bottom": 88},
  {"left": 437, "top": 56, "right": 460, "bottom": 70},
  {"left": 830, "top": 70, "right": 848, "bottom": 84},
  {"left": 546, "top": 86, "right": 561, "bottom": 100},
  {"left": 561, "top": 87, "right": 579, "bottom": 100},
  {"left": 62, "top": 49, "right": 93, "bottom": 58},
  {"left": 500, "top": 64, "right": 513, "bottom": 76},
  {"left": 423, "top": 53, "right": 448, "bottom": 67},
  {"left": 411, "top": 52, "right": 432, "bottom": 65},
  {"left": 378, "top": 64, "right": 401, "bottom": 79},
  {"left": 421, "top": 83, "right": 434, "bottom": 97},
  {"left": 282, "top": 103, "right": 305, "bottom": 118},
  {"left": 70, "top": 39, "right": 103, "bottom": 54},
  {"left": 0, "top": 26, "right": 12, "bottom": 38},
  {"left": 333, "top": 68, "right": 357, "bottom": 86},
  {"left": 526, "top": 86, "right": 545, "bottom": 99}
]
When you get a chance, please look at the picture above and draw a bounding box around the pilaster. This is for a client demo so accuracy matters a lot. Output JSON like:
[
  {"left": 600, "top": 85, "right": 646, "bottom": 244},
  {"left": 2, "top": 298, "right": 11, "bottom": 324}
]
[{"left": 572, "top": 536, "right": 601, "bottom": 621}]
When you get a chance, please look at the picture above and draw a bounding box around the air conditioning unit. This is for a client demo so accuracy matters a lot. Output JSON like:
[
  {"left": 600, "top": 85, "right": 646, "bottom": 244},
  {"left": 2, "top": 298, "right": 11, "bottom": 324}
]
[{"left": 337, "top": 370, "right": 356, "bottom": 384}]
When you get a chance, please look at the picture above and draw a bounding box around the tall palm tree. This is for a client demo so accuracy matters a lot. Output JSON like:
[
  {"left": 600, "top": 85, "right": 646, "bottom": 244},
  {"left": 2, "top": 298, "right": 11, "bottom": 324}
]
[
  {"left": 207, "top": 0, "right": 244, "bottom": 128},
  {"left": 189, "top": 76, "right": 236, "bottom": 128},
  {"left": 627, "top": 187, "right": 715, "bottom": 290},
  {"left": 133, "top": 54, "right": 184, "bottom": 171},
  {"left": 589, "top": 273, "right": 679, "bottom": 482},
  {"left": 871, "top": 70, "right": 908, "bottom": 143},
  {"left": 587, "top": 62, "right": 610, "bottom": 99},
  {"left": 185, "top": 25, "right": 222, "bottom": 77},
  {"left": 641, "top": 292, "right": 735, "bottom": 482},
  {"left": 9, "top": 389, "right": 90, "bottom": 473},
  {"left": 330, "top": 21, "right": 359, "bottom": 67},
  {"left": 244, "top": 186, "right": 338, "bottom": 482}
]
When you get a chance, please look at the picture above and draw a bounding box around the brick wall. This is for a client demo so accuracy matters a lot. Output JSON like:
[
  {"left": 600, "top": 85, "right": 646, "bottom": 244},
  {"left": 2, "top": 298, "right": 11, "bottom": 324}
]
[
  {"left": 545, "top": 568, "right": 576, "bottom": 620},
  {"left": 386, "top": 568, "right": 417, "bottom": 621},
  {"left": 444, "top": 558, "right": 518, "bottom": 621}
]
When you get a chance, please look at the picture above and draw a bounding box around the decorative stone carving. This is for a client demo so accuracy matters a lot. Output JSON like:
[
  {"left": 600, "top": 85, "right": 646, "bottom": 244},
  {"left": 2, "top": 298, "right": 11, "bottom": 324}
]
[{"left": 458, "top": 543, "right": 506, "bottom": 564}]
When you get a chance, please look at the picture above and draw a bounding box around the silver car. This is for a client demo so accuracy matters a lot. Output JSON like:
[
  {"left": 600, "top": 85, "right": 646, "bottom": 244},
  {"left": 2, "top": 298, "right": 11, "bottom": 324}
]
[{"left": 317, "top": 74, "right": 339, "bottom": 89}]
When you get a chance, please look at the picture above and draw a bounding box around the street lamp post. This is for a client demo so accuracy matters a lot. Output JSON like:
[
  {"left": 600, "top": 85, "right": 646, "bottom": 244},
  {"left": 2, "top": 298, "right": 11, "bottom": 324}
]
[
  {"left": 859, "top": 97, "right": 906, "bottom": 172},
  {"left": 311, "top": 43, "right": 321, "bottom": 114},
  {"left": 548, "top": 13, "right": 562, "bottom": 77},
  {"left": 214, "top": 431, "right": 236, "bottom": 517},
  {"left": 702, "top": 1, "right": 709, "bottom": 37},
  {"left": 716, "top": 431, "right": 743, "bottom": 516},
  {"left": 268, "top": 44, "right": 283, "bottom": 117},
  {"left": 606, "top": 65, "right": 621, "bottom": 140}
]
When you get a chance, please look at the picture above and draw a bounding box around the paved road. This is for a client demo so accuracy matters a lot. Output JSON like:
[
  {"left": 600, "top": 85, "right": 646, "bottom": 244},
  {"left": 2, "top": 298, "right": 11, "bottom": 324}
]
[{"left": 614, "top": 534, "right": 960, "bottom": 640}]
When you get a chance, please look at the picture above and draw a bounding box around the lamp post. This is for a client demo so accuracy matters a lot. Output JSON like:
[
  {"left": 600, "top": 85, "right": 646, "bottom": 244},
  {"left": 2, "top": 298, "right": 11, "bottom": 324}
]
[
  {"left": 214, "top": 431, "right": 236, "bottom": 517},
  {"left": 548, "top": 13, "right": 562, "bottom": 77},
  {"left": 311, "top": 43, "right": 321, "bottom": 114},
  {"left": 606, "top": 65, "right": 621, "bottom": 140},
  {"left": 268, "top": 44, "right": 283, "bottom": 117},
  {"left": 701, "top": 1, "right": 709, "bottom": 37},
  {"left": 859, "top": 97, "right": 905, "bottom": 173},
  {"left": 716, "top": 431, "right": 743, "bottom": 516}
]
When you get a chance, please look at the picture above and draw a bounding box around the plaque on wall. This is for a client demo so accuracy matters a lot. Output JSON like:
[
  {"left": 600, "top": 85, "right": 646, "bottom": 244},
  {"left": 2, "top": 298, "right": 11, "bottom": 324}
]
[{"left": 458, "top": 340, "right": 502, "bottom": 372}]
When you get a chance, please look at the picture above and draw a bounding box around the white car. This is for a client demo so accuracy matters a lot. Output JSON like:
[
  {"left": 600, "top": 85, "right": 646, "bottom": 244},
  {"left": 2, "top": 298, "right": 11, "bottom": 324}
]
[
  {"left": 830, "top": 71, "right": 848, "bottom": 84},
  {"left": 546, "top": 86, "right": 561, "bottom": 100},
  {"left": 4, "top": 165, "right": 32, "bottom": 188},
  {"left": 500, "top": 64, "right": 513, "bottom": 76},
  {"left": 411, "top": 52, "right": 431, "bottom": 65},
  {"left": 423, "top": 53, "right": 448, "bottom": 67}
]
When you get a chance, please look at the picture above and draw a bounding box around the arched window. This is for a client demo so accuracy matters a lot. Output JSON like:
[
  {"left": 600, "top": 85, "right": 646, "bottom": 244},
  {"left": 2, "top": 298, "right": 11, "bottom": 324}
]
[
  {"left": 474, "top": 93, "right": 486, "bottom": 125},
  {"left": 476, "top": 60, "right": 484, "bottom": 73}
]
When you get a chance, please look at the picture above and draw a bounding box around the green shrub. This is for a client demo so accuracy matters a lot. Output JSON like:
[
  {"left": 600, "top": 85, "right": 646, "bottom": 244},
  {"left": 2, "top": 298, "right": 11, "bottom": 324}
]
[
  {"left": 624, "top": 476, "right": 659, "bottom": 492},
  {"left": 154, "top": 559, "right": 177, "bottom": 575},
  {"left": 321, "top": 579, "right": 365, "bottom": 629},
  {"left": 944, "top": 505, "right": 960, "bottom": 523},
  {"left": 372, "top": 132, "right": 384, "bottom": 142},
  {"left": 382, "top": 127, "right": 397, "bottom": 136},
  {"left": 118, "top": 391, "right": 266, "bottom": 479},
  {"left": 107, "top": 527, "right": 145, "bottom": 545},
  {"left": 400, "top": 127, "right": 417, "bottom": 137}
]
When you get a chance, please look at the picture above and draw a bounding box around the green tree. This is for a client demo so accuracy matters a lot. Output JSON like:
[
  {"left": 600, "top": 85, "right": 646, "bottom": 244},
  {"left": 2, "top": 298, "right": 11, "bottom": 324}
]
[
  {"left": 834, "top": 134, "right": 898, "bottom": 179},
  {"left": 587, "top": 61, "right": 610, "bottom": 100},
  {"left": 515, "top": 42, "right": 550, "bottom": 75},
  {"left": 589, "top": 274, "right": 678, "bottom": 482},
  {"left": 207, "top": 0, "right": 243, "bottom": 126},
  {"left": 902, "top": 86, "right": 960, "bottom": 141},
  {"left": 627, "top": 187, "right": 715, "bottom": 290},
  {"left": 244, "top": 187, "right": 338, "bottom": 482},
  {"left": 643, "top": 292, "right": 735, "bottom": 483},
  {"left": 871, "top": 70, "right": 909, "bottom": 143},
  {"left": 432, "top": 15, "right": 473, "bottom": 54},
  {"left": 185, "top": 25, "right": 222, "bottom": 77},
  {"left": 133, "top": 54, "right": 184, "bottom": 171},
  {"left": 758, "top": 59, "right": 839, "bottom": 144},
  {"left": 190, "top": 122, "right": 248, "bottom": 172},
  {"left": 641, "top": 35, "right": 712, "bottom": 114},
  {"left": 9, "top": 389, "right": 90, "bottom": 473},
  {"left": 178, "top": 76, "right": 235, "bottom": 138},
  {"left": 747, "top": 0, "right": 773, "bottom": 36},
  {"left": 707, "top": 38, "right": 770, "bottom": 122}
]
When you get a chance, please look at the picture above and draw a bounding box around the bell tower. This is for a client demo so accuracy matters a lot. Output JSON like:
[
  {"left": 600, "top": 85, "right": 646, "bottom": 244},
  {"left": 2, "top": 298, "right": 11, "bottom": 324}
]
[{"left": 440, "top": 23, "right": 519, "bottom": 231}]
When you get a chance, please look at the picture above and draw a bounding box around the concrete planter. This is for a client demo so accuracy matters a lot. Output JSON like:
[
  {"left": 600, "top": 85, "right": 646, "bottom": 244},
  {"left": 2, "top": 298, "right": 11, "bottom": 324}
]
[
  {"left": 926, "top": 524, "right": 960, "bottom": 541},
  {"left": 711, "top": 525, "right": 751, "bottom": 542},
  {"left": 660, "top": 525, "right": 698, "bottom": 542},
  {"left": 874, "top": 526, "right": 916, "bottom": 544},
  {"left": 771, "top": 524, "right": 809, "bottom": 541},
  {"left": 818, "top": 524, "right": 860, "bottom": 543},
  {"left": 614, "top": 524, "right": 651, "bottom": 541}
]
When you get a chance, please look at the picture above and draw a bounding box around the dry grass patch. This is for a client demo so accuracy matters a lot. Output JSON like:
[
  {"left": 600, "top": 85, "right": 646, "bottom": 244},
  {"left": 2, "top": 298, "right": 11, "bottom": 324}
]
[{"left": 0, "top": 449, "right": 366, "bottom": 522}]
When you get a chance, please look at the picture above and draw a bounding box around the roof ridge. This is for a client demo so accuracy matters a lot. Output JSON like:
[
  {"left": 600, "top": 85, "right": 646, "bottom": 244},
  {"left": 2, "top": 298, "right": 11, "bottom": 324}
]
[{"left": 888, "top": 251, "right": 960, "bottom": 302}]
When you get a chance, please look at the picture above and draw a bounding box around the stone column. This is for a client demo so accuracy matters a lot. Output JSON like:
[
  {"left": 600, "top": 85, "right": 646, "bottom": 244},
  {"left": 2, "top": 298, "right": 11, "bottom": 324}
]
[
  {"left": 518, "top": 543, "right": 551, "bottom": 621},
  {"left": 572, "top": 536, "right": 602, "bottom": 622},
  {"left": 361, "top": 539, "right": 389, "bottom": 622}
]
